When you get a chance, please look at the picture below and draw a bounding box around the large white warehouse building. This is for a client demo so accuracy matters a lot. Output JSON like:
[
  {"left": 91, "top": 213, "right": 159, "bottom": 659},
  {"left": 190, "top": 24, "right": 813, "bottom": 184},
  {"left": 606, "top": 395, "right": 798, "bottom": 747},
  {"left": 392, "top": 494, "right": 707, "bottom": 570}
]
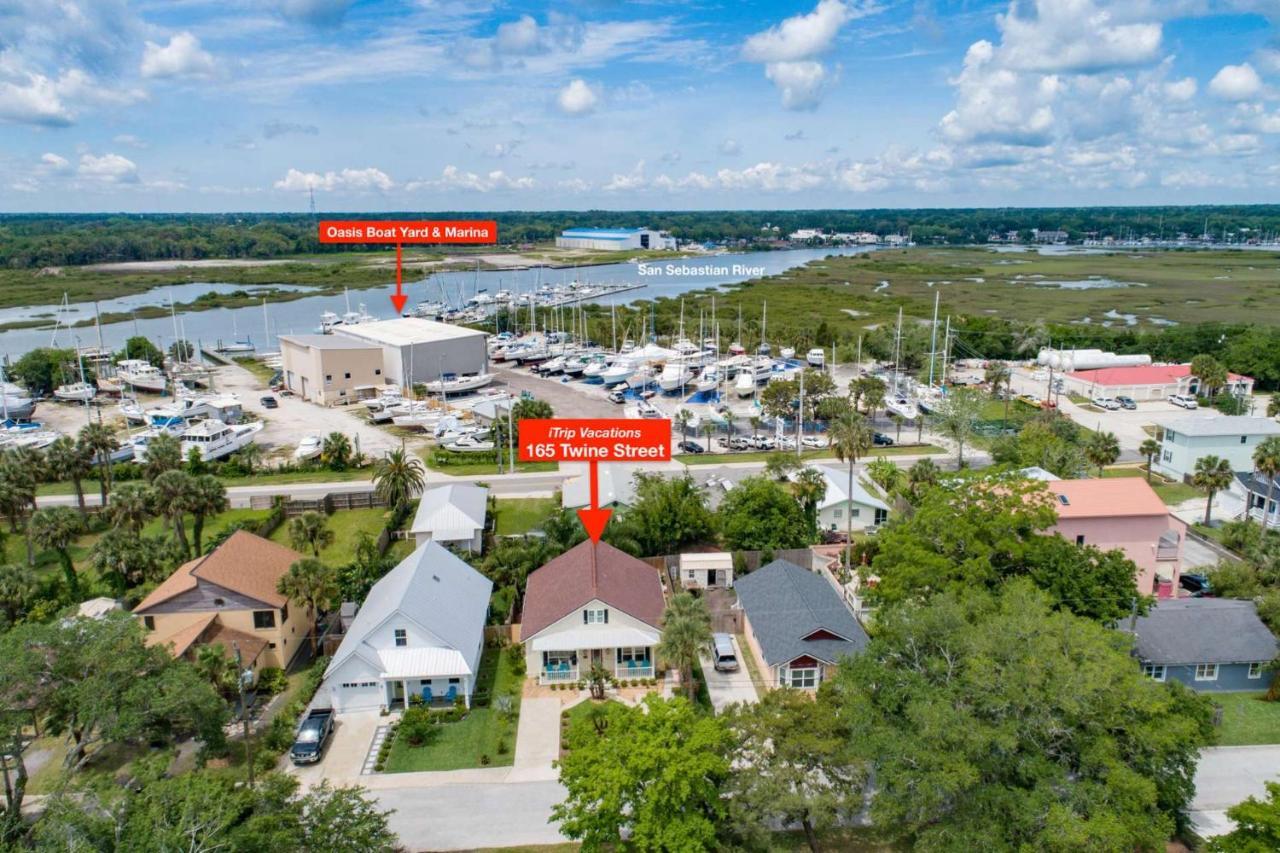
[
  {"left": 555, "top": 227, "right": 677, "bottom": 251},
  {"left": 332, "top": 318, "right": 488, "bottom": 388}
]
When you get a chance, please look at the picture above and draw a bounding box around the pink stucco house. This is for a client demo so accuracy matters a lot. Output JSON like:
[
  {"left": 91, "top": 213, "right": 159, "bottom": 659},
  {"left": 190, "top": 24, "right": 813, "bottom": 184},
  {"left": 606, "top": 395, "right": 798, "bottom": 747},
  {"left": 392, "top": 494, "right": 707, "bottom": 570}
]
[{"left": 1046, "top": 478, "right": 1185, "bottom": 598}]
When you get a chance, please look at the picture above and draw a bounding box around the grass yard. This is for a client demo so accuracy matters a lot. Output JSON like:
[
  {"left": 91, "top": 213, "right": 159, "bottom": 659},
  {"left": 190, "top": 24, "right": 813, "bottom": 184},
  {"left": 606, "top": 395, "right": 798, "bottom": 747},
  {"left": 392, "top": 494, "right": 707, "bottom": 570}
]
[
  {"left": 680, "top": 445, "right": 943, "bottom": 467},
  {"left": 493, "top": 497, "right": 559, "bottom": 536},
  {"left": 36, "top": 466, "right": 376, "bottom": 497},
  {"left": 421, "top": 449, "right": 558, "bottom": 477},
  {"left": 270, "top": 506, "right": 389, "bottom": 564},
  {"left": 383, "top": 646, "right": 522, "bottom": 772},
  {"left": 1102, "top": 466, "right": 1204, "bottom": 506},
  {"left": 1212, "top": 692, "right": 1280, "bottom": 746},
  {"left": 735, "top": 632, "right": 770, "bottom": 695}
]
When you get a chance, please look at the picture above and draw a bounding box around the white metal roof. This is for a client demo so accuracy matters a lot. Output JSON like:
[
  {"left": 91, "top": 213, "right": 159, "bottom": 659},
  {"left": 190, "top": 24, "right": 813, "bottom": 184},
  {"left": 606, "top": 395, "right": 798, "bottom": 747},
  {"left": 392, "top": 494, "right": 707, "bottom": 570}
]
[
  {"left": 679, "top": 552, "right": 733, "bottom": 570},
  {"left": 410, "top": 483, "right": 488, "bottom": 541},
  {"left": 1157, "top": 415, "right": 1280, "bottom": 437},
  {"left": 377, "top": 646, "right": 471, "bottom": 678},
  {"left": 332, "top": 317, "right": 487, "bottom": 347},
  {"left": 529, "top": 626, "right": 659, "bottom": 651},
  {"left": 814, "top": 466, "right": 890, "bottom": 512}
]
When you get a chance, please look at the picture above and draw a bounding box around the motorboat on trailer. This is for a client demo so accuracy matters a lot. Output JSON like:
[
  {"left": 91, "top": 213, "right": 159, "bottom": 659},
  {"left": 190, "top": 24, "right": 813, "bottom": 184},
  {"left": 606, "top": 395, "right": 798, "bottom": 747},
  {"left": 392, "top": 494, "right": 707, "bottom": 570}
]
[
  {"left": 657, "top": 363, "right": 694, "bottom": 393},
  {"left": 599, "top": 359, "right": 637, "bottom": 387},
  {"left": 293, "top": 434, "right": 323, "bottom": 461},
  {"left": 886, "top": 395, "right": 921, "bottom": 420},
  {"left": 423, "top": 372, "right": 495, "bottom": 395},
  {"left": 806, "top": 348, "right": 826, "bottom": 368},
  {"left": 444, "top": 433, "right": 495, "bottom": 453},
  {"left": 694, "top": 365, "right": 719, "bottom": 394},
  {"left": 735, "top": 370, "right": 756, "bottom": 398},
  {"left": 54, "top": 382, "right": 96, "bottom": 402},
  {"left": 117, "top": 359, "right": 167, "bottom": 393}
]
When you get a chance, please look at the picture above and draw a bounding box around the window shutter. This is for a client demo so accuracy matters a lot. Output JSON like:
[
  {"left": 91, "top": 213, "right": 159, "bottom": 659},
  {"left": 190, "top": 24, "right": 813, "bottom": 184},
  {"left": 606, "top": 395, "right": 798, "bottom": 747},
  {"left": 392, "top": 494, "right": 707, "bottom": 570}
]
[
  {"left": 603, "top": 609, "right": 609, "bottom": 624},
  {"left": 583, "top": 610, "right": 588, "bottom": 624}
]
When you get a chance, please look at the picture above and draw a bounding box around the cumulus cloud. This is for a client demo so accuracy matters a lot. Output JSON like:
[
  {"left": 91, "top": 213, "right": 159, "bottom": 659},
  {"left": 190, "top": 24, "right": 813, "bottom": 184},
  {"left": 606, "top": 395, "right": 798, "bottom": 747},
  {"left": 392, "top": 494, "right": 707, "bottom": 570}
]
[
  {"left": 78, "top": 153, "right": 139, "bottom": 183},
  {"left": 406, "top": 166, "right": 535, "bottom": 192},
  {"left": 1209, "top": 63, "right": 1262, "bottom": 100},
  {"left": 742, "top": 0, "right": 867, "bottom": 109},
  {"left": 274, "top": 167, "right": 394, "bottom": 192},
  {"left": 557, "top": 79, "right": 598, "bottom": 115},
  {"left": 141, "top": 32, "right": 216, "bottom": 79},
  {"left": 939, "top": 40, "right": 1058, "bottom": 145},
  {"left": 40, "top": 153, "right": 70, "bottom": 170},
  {"left": 995, "top": 0, "right": 1162, "bottom": 74},
  {"left": 1164, "top": 77, "right": 1196, "bottom": 101}
]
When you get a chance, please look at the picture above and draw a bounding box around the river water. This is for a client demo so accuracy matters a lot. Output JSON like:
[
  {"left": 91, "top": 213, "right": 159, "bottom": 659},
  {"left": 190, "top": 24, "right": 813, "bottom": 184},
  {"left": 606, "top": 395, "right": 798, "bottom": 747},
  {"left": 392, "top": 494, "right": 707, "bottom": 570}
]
[{"left": 1, "top": 247, "right": 866, "bottom": 361}]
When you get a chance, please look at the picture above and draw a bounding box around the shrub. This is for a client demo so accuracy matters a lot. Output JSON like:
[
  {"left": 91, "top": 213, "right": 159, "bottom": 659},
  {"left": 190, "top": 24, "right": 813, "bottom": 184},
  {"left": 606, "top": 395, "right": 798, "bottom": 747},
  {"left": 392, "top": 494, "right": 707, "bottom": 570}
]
[
  {"left": 264, "top": 715, "right": 295, "bottom": 752},
  {"left": 408, "top": 693, "right": 424, "bottom": 707},
  {"left": 255, "top": 667, "right": 288, "bottom": 695},
  {"left": 479, "top": 753, "right": 491, "bottom": 766},
  {"left": 508, "top": 646, "right": 526, "bottom": 677},
  {"left": 374, "top": 760, "right": 385, "bottom": 772},
  {"left": 497, "top": 738, "right": 508, "bottom": 755},
  {"left": 399, "top": 706, "right": 436, "bottom": 747}
]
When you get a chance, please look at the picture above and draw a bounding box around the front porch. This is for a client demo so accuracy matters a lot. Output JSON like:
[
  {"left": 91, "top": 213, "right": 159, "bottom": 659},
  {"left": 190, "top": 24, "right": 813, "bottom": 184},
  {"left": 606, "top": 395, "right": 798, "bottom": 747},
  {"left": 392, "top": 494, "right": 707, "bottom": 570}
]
[
  {"left": 378, "top": 647, "right": 474, "bottom": 709},
  {"left": 536, "top": 649, "right": 656, "bottom": 685}
]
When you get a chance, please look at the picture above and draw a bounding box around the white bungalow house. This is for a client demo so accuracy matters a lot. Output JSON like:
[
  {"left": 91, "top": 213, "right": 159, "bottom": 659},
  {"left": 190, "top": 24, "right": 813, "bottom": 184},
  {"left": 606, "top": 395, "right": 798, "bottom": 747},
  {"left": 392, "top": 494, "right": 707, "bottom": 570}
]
[
  {"left": 319, "top": 541, "right": 492, "bottom": 712},
  {"left": 813, "top": 466, "right": 890, "bottom": 534},
  {"left": 521, "top": 540, "right": 666, "bottom": 684},
  {"left": 1152, "top": 416, "right": 1280, "bottom": 483},
  {"left": 409, "top": 483, "right": 488, "bottom": 552}
]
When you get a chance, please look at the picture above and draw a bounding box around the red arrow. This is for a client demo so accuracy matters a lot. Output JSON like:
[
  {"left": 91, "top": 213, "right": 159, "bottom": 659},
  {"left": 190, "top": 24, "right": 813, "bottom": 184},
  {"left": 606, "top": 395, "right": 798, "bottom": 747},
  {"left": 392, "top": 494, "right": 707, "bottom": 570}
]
[
  {"left": 390, "top": 242, "right": 408, "bottom": 314},
  {"left": 576, "top": 459, "right": 612, "bottom": 543}
]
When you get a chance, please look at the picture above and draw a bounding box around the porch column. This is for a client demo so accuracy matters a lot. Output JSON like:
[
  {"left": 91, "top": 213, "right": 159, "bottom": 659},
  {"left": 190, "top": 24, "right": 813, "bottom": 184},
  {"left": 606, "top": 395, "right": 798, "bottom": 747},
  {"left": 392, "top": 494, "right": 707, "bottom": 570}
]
[
  {"left": 463, "top": 676, "right": 470, "bottom": 708},
  {"left": 402, "top": 679, "right": 409, "bottom": 705}
]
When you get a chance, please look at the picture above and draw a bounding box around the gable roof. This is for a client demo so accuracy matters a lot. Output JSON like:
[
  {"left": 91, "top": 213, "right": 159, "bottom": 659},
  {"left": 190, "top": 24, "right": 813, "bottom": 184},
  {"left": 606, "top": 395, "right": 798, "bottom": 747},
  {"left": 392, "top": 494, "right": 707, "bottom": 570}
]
[
  {"left": 1067, "top": 363, "right": 1251, "bottom": 386},
  {"left": 325, "top": 541, "right": 493, "bottom": 679},
  {"left": 734, "top": 559, "right": 868, "bottom": 667},
  {"left": 146, "top": 612, "right": 217, "bottom": 657},
  {"left": 1156, "top": 415, "right": 1280, "bottom": 438},
  {"left": 1129, "top": 598, "right": 1279, "bottom": 665},
  {"left": 561, "top": 463, "right": 641, "bottom": 509},
  {"left": 410, "top": 484, "right": 488, "bottom": 540},
  {"left": 814, "top": 466, "right": 890, "bottom": 512},
  {"left": 522, "top": 540, "right": 665, "bottom": 637},
  {"left": 1047, "top": 477, "right": 1168, "bottom": 520},
  {"left": 134, "top": 531, "right": 303, "bottom": 612}
]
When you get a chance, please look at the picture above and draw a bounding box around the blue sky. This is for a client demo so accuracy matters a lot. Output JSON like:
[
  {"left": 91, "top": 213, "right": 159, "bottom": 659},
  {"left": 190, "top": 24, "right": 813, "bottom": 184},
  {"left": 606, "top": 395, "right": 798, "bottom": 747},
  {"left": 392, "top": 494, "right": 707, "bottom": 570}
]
[{"left": 3, "top": 0, "right": 1280, "bottom": 211}]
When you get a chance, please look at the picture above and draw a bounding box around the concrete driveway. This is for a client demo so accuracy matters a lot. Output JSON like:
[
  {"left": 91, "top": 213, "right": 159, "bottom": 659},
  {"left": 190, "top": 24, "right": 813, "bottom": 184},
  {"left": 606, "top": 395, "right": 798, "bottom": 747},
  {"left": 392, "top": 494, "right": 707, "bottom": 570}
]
[
  {"left": 285, "top": 710, "right": 381, "bottom": 789},
  {"left": 510, "top": 697, "right": 561, "bottom": 780},
  {"left": 1191, "top": 745, "right": 1280, "bottom": 837},
  {"left": 700, "top": 637, "right": 759, "bottom": 713},
  {"left": 376, "top": 780, "right": 566, "bottom": 851}
]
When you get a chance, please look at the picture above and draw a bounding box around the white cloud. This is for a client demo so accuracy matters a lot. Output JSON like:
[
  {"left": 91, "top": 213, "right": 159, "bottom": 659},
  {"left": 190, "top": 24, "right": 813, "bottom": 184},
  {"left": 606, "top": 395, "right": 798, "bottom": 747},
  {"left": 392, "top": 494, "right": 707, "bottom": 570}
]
[
  {"left": 496, "top": 16, "right": 543, "bottom": 53},
  {"left": 0, "top": 68, "right": 74, "bottom": 126},
  {"left": 995, "top": 0, "right": 1162, "bottom": 74},
  {"left": 603, "top": 161, "right": 648, "bottom": 191},
  {"left": 765, "top": 61, "right": 833, "bottom": 111},
  {"left": 141, "top": 32, "right": 217, "bottom": 79},
  {"left": 557, "top": 79, "right": 598, "bottom": 115},
  {"left": 113, "top": 133, "right": 148, "bottom": 148},
  {"left": 78, "top": 153, "right": 139, "bottom": 183},
  {"left": 743, "top": 0, "right": 868, "bottom": 109},
  {"left": 1209, "top": 63, "right": 1262, "bottom": 100},
  {"left": 274, "top": 167, "right": 394, "bottom": 192},
  {"left": 719, "top": 139, "right": 742, "bottom": 156},
  {"left": 939, "top": 40, "right": 1058, "bottom": 145},
  {"left": 406, "top": 166, "right": 535, "bottom": 192},
  {"left": 1163, "top": 77, "right": 1196, "bottom": 102},
  {"left": 40, "top": 152, "right": 69, "bottom": 170}
]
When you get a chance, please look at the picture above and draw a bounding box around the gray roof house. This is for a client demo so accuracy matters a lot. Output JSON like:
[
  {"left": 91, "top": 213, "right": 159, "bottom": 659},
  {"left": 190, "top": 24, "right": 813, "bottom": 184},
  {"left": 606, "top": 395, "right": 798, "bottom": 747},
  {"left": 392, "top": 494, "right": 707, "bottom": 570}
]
[
  {"left": 410, "top": 483, "right": 488, "bottom": 552},
  {"left": 320, "top": 541, "right": 492, "bottom": 712},
  {"left": 734, "top": 559, "right": 869, "bottom": 690},
  {"left": 1128, "top": 598, "right": 1279, "bottom": 692}
]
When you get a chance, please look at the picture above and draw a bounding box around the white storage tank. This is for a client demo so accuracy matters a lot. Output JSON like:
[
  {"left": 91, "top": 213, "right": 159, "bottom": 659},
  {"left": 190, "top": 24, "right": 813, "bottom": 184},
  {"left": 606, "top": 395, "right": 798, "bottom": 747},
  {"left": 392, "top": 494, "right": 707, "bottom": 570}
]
[{"left": 1037, "top": 348, "right": 1152, "bottom": 372}]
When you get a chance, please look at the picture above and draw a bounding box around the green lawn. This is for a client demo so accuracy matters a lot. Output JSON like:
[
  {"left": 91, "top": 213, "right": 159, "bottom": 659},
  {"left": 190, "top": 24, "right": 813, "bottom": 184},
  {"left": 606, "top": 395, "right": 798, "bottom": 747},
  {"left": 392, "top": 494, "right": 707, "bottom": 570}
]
[
  {"left": 493, "top": 498, "right": 559, "bottom": 536},
  {"left": 270, "top": 507, "right": 389, "bottom": 564},
  {"left": 37, "top": 466, "right": 376, "bottom": 497},
  {"left": 383, "top": 646, "right": 522, "bottom": 772},
  {"left": 680, "top": 444, "right": 943, "bottom": 467},
  {"left": 1213, "top": 692, "right": 1280, "bottom": 746},
  {"left": 421, "top": 450, "right": 558, "bottom": 477},
  {"left": 735, "top": 632, "right": 770, "bottom": 696},
  {"left": 1101, "top": 466, "right": 1204, "bottom": 506}
]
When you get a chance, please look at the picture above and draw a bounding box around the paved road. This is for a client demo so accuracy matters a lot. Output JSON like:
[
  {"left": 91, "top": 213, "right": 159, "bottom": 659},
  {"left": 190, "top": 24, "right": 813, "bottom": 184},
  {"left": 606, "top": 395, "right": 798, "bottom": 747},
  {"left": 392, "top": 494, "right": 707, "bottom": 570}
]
[
  {"left": 1191, "top": 745, "right": 1280, "bottom": 837},
  {"left": 376, "top": 780, "right": 566, "bottom": 851}
]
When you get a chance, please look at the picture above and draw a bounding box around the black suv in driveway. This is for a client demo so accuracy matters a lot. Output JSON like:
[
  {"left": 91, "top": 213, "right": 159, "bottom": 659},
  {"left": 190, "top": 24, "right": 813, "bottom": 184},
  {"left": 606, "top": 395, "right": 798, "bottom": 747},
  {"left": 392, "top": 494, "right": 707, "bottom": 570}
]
[
  {"left": 1116, "top": 395, "right": 1137, "bottom": 410},
  {"left": 1179, "top": 573, "right": 1212, "bottom": 596},
  {"left": 678, "top": 441, "right": 705, "bottom": 454},
  {"left": 873, "top": 432, "right": 894, "bottom": 446}
]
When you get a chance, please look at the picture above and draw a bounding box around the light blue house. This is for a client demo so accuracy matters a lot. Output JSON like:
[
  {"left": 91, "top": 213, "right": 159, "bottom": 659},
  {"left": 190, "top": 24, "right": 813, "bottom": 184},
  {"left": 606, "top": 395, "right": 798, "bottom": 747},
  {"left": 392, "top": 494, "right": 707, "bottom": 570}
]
[{"left": 1128, "top": 598, "right": 1278, "bottom": 692}]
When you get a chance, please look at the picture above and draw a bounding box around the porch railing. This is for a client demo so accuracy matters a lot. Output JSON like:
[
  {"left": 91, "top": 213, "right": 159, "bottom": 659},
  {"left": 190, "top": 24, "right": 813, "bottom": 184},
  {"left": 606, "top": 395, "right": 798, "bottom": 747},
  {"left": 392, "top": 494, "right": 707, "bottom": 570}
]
[
  {"left": 1155, "top": 544, "right": 1180, "bottom": 561},
  {"left": 540, "top": 667, "right": 579, "bottom": 684},
  {"left": 615, "top": 663, "right": 654, "bottom": 679}
]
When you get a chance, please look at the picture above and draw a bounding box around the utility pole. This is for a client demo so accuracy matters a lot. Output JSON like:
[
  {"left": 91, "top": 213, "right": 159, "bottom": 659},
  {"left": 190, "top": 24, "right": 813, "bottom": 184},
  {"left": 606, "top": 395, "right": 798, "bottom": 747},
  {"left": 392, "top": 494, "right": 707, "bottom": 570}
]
[
  {"left": 796, "top": 367, "right": 804, "bottom": 459},
  {"left": 234, "top": 642, "right": 254, "bottom": 789}
]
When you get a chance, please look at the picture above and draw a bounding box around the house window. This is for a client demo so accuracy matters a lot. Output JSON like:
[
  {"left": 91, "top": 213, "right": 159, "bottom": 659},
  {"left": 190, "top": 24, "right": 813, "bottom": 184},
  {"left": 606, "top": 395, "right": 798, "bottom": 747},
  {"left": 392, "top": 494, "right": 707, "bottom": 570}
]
[
  {"left": 344, "top": 372, "right": 351, "bottom": 379},
  {"left": 374, "top": 369, "right": 381, "bottom": 376},
  {"left": 788, "top": 667, "right": 817, "bottom": 689},
  {"left": 583, "top": 608, "right": 608, "bottom": 624},
  {"left": 686, "top": 570, "right": 697, "bottom": 581},
  {"left": 874, "top": 508, "right": 888, "bottom": 526},
  {"left": 324, "top": 374, "right": 332, "bottom": 382},
  {"left": 143, "top": 615, "right": 155, "bottom": 631},
  {"left": 1249, "top": 662, "right": 1264, "bottom": 679},
  {"left": 1161, "top": 449, "right": 1173, "bottom": 463},
  {"left": 1241, "top": 435, "right": 1248, "bottom": 444},
  {"left": 1194, "top": 663, "right": 1219, "bottom": 681},
  {"left": 280, "top": 604, "right": 288, "bottom": 623},
  {"left": 542, "top": 651, "right": 574, "bottom": 669},
  {"left": 1142, "top": 664, "right": 1166, "bottom": 682},
  {"left": 213, "top": 597, "right": 226, "bottom": 607},
  {"left": 1075, "top": 534, "right": 1085, "bottom": 546},
  {"left": 850, "top": 508, "right": 860, "bottom": 518},
  {"left": 448, "top": 677, "right": 460, "bottom": 684},
  {"left": 832, "top": 508, "right": 842, "bottom": 519},
  {"left": 268, "top": 642, "right": 277, "bottom": 649},
  {"left": 394, "top": 628, "right": 407, "bottom": 647},
  {"left": 616, "top": 647, "right": 648, "bottom": 663},
  {"left": 253, "top": 610, "right": 275, "bottom": 629}
]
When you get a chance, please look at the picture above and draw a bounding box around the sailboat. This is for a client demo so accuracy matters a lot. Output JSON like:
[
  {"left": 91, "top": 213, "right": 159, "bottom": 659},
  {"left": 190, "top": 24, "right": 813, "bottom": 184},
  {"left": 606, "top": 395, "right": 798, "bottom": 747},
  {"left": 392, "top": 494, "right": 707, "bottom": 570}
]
[
  {"left": 216, "top": 314, "right": 255, "bottom": 353},
  {"left": 885, "top": 306, "right": 920, "bottom": 420}
]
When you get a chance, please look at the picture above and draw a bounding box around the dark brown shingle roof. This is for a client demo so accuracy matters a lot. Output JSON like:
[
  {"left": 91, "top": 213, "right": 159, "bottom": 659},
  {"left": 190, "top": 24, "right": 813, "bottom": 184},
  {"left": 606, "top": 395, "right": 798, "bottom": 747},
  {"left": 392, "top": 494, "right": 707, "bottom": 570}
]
[{"left": 521, "top": 540, "right": 665, "bottom": 637}]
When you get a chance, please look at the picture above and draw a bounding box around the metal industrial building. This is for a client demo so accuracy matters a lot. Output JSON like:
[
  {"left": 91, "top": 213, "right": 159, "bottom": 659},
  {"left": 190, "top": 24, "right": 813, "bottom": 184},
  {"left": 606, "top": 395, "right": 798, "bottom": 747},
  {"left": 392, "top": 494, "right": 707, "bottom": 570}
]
[
  {"left": 278, "top": 334, "right": 385, "bottom": 406},
  {"left": 555, "top": 227, "right": 676, "bottom": 251},
  {"left": 331, "top": 317, "right": 488, "bottom": 388}
]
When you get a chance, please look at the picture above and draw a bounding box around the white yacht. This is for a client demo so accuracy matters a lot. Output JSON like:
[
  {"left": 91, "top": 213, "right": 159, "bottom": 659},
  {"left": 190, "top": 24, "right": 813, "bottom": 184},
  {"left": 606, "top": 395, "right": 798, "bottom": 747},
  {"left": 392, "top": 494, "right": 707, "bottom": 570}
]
[
  {"left": 806, "top": 348, "right": 826, "bottom": 368},
  {"left": 118, "top": 399, "right": 147, "bottom": 424},
  {"left": 423, "top": 373, "right": 495, "bottom": 395},
  {"left": 581, "top": 355, "right": 610, "bottom": 379},
  {"left": 293, "top": 434, "right": 323, "bottom": 461},
  {"left": 886, "top": 395, "right": 920, "bottom": 421},
  {"left": 146, "top": 393, "right": 242, "bottom": 424},
  {"left": 735, "top": 370, "right": 756, "bottom": 398},
  {"left": 780, "top": 347, "right": 797, "bottom": 360},
  {"left": 563, "top": 355, "right": 588, "bottom": 376},
  {"left": 117, "top": 359, "right": 167, "bottom": 393},
  {"left": 444, "top": 433, "right": 495, "bottom": 453},
  {"left": 317, "top": 310, "right": 341, "bottom": 333},
  {"left": 694, "top": 365, "right": 719, "bottom": 394},
  {"left": 53, "top": 382, "right": 96, "bottom": 402},
  {"left": 627, "top": 366, "right": 655, "bottom": 390},
  {"left": 176, "top": 419, "right": 263, "bottom": 462},
  {"left": 599, "top": 359, "right": 637, "bottom": 387},
  {"left": 362, "top": 388, "right": 403, "bottom": 410},
  {"left": 538, "top": 357, "right": 566, "bottom": 375},
  {"left": 657, "top": 363, "right": 693, "bottom": 393}
]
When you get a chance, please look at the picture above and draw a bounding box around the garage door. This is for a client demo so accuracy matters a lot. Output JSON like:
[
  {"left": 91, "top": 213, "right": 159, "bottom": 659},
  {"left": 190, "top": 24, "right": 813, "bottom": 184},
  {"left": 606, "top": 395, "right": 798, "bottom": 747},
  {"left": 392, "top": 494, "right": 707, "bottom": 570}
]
[{"left": 327, "top": 679, "right": 383, "bottom": 713}]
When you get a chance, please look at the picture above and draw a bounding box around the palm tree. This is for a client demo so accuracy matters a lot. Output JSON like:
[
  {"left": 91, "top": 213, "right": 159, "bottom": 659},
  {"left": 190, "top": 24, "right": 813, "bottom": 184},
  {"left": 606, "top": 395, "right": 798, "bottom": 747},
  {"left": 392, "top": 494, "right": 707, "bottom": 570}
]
[
  {"left": 45, "top": 436, "right": 92, "bottom": 515},
  {"left": 674, "top": 409, "right": 693, "bottom": 444},
  {"left": 0, "top": 451, "right": 40, "bottom": 566},
  {"left": 907, "top": 457, "right": 939, "bottom": 502},
  {"left": 829, "top": 412, "right": 873, "bottom": 571},
  {"left": 289, "top": 510, "right": 334, "bottom": 557},
  {"left": 373, "top": 445, "right": 425, "bottom": 509},
  {"left": 1139, "top": 438, "right": 1161, "bottom": 483},
  {"left": 106, "top": 481, "right": 154, "bottom": 533},
  {"left": 985, "top": 361, "right": 1013, "bottom": 427},
  {"left": 0, "top": 563, "right": 36, "bottom": 625},
  {"left": 278, "top": 557, "right": 339, "bottom": 650},
  {"left": 655, "top": 592, "right": 711, "bottom": 701},
  {"left": 1251, "top": 436, "right": 1280, "bottom": 530},
  {"left": 791, "top": 466, "right": 827, "bottom": 536},
  {"left": 189, "top": 474, "right": 228, "bottom": 555},
  {"left": 1192, "top": 454, "right": 1234, "bottom": 526},
  {"left": 78, "top": 421, "right": 118, "bottom": 504},
  {"left": 151, "top": 469, "right": 197, "bottom": 556},
  {"left": 931, "top": 387, "right": 982, "bottom": 468},
  {"left": 142, "top": 432, "right": 183, "bottom": 482},
  {"left": 699, "top": 421, "right": 716, "bottom": 450},
  {"left": 749, "top": 416, "right": 763, "bottom": 442},
  {"left": 236, "top": 442, "right": 264, "bottom": 475},
  {"left": 1083, "top": 430, "right": 1120, "bottom": 477},
  {"left": 193, "top": 645, "right": 237, "bottom": 699},
  {"left": 29, "top": 505, "right": 85, "bottom": 596},
  {"left": 321, "top": 432, "right": 353, "bottom": 471},
  {"left": 862, "top": 382, "right": 885, "bottom": 420}
]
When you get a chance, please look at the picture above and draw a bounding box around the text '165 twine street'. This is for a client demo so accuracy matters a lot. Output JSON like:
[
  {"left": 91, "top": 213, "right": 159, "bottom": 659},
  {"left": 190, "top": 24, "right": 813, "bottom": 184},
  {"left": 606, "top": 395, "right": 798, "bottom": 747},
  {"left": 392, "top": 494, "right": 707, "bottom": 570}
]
[{"left": 518, "top": 419, "right": 672, "bottom": 541}]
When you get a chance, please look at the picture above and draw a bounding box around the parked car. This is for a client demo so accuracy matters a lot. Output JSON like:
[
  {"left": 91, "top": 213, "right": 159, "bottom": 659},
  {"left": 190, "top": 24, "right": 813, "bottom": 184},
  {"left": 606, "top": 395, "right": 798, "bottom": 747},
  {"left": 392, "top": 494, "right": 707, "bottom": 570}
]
[
  {"left": 1115, "top": 395, "right": 1137, "bottom": 410},
  {"left": 1168, "top": 393, "right": 1199, "bottom": 409},
  {"left": 607, "top": 390, "right": 626, "bottom": 404},
  {"left": 728, "top": 436, "right": 752, "bottom": 450},
  {"left": 873, "top": 432, "right": 894, "bottom": 446},
  {"left": 1091, "top": 396, "right": 1121, "bottom": 410},
  {"left": 678, "top": 440, "right": 705, "bottom": 454},
  {"left": 710, "top": 634, "right": 739, "bottom": 673},
  {"left": 290, "top": 708, "right": 334, "bottom": 764},
  {"left": 1179, "top": 573, "right": 1212, "bottom": 596},
  {"left": 801, "top": 435, "right": 827, "bottom": 448},
  {"left": 259, "top": 395, "right": 278, "bottom": 409}
]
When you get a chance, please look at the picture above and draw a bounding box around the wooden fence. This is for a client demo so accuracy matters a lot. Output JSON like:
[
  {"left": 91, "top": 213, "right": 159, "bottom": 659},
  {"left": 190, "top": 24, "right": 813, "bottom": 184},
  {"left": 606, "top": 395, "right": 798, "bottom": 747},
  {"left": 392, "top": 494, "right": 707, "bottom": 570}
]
[{"left": 249, "top": 490, "right": 386, "bottom": 515}]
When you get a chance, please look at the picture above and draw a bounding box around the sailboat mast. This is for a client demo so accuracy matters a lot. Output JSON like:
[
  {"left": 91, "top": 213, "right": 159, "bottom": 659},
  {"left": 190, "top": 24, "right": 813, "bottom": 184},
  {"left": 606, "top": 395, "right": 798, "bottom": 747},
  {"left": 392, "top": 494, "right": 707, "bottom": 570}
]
[{"left": 927, "top": 289, "right": 940, "bottom": 387}]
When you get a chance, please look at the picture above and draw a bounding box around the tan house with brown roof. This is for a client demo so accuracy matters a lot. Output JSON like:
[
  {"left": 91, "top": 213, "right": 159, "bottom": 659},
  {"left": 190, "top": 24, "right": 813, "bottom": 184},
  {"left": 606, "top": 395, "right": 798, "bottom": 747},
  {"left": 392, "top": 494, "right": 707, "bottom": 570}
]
[
  {"left": 133, "top": 531, "right": 313, "bottom": 678},
  {"left": 521, "top": 540, "right": 666, "bottom": 684}
]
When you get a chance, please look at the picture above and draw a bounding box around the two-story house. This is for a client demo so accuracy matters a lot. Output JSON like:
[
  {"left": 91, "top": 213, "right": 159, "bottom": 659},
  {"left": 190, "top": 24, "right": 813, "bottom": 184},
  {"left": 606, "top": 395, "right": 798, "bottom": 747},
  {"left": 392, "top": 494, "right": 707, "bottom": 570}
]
[
  {"left": 813, "top": 466, "right": 890, "bottom": 535},
  {"left": 1046, "top": 478, "right": 1187, "bottom": 598},
  {"left": 133, "top": 531, "right": 312, "bottom": 679},
  {"left": 522, "top": 540, "right": 665, "bottom": 684},
  {"left": 1153, "top": 415, "right": 1280, "bottom": 483}
]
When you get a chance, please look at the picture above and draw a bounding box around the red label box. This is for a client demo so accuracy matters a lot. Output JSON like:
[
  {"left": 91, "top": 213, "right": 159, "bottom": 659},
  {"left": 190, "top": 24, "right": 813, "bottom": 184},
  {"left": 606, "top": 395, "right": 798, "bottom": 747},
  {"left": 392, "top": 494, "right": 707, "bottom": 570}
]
[
  {"left": 518, "top": 419, "right": 672, "bottom": 462},
  {"left": 317, "top": 220, "right": 497, "bottom": 244}
]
